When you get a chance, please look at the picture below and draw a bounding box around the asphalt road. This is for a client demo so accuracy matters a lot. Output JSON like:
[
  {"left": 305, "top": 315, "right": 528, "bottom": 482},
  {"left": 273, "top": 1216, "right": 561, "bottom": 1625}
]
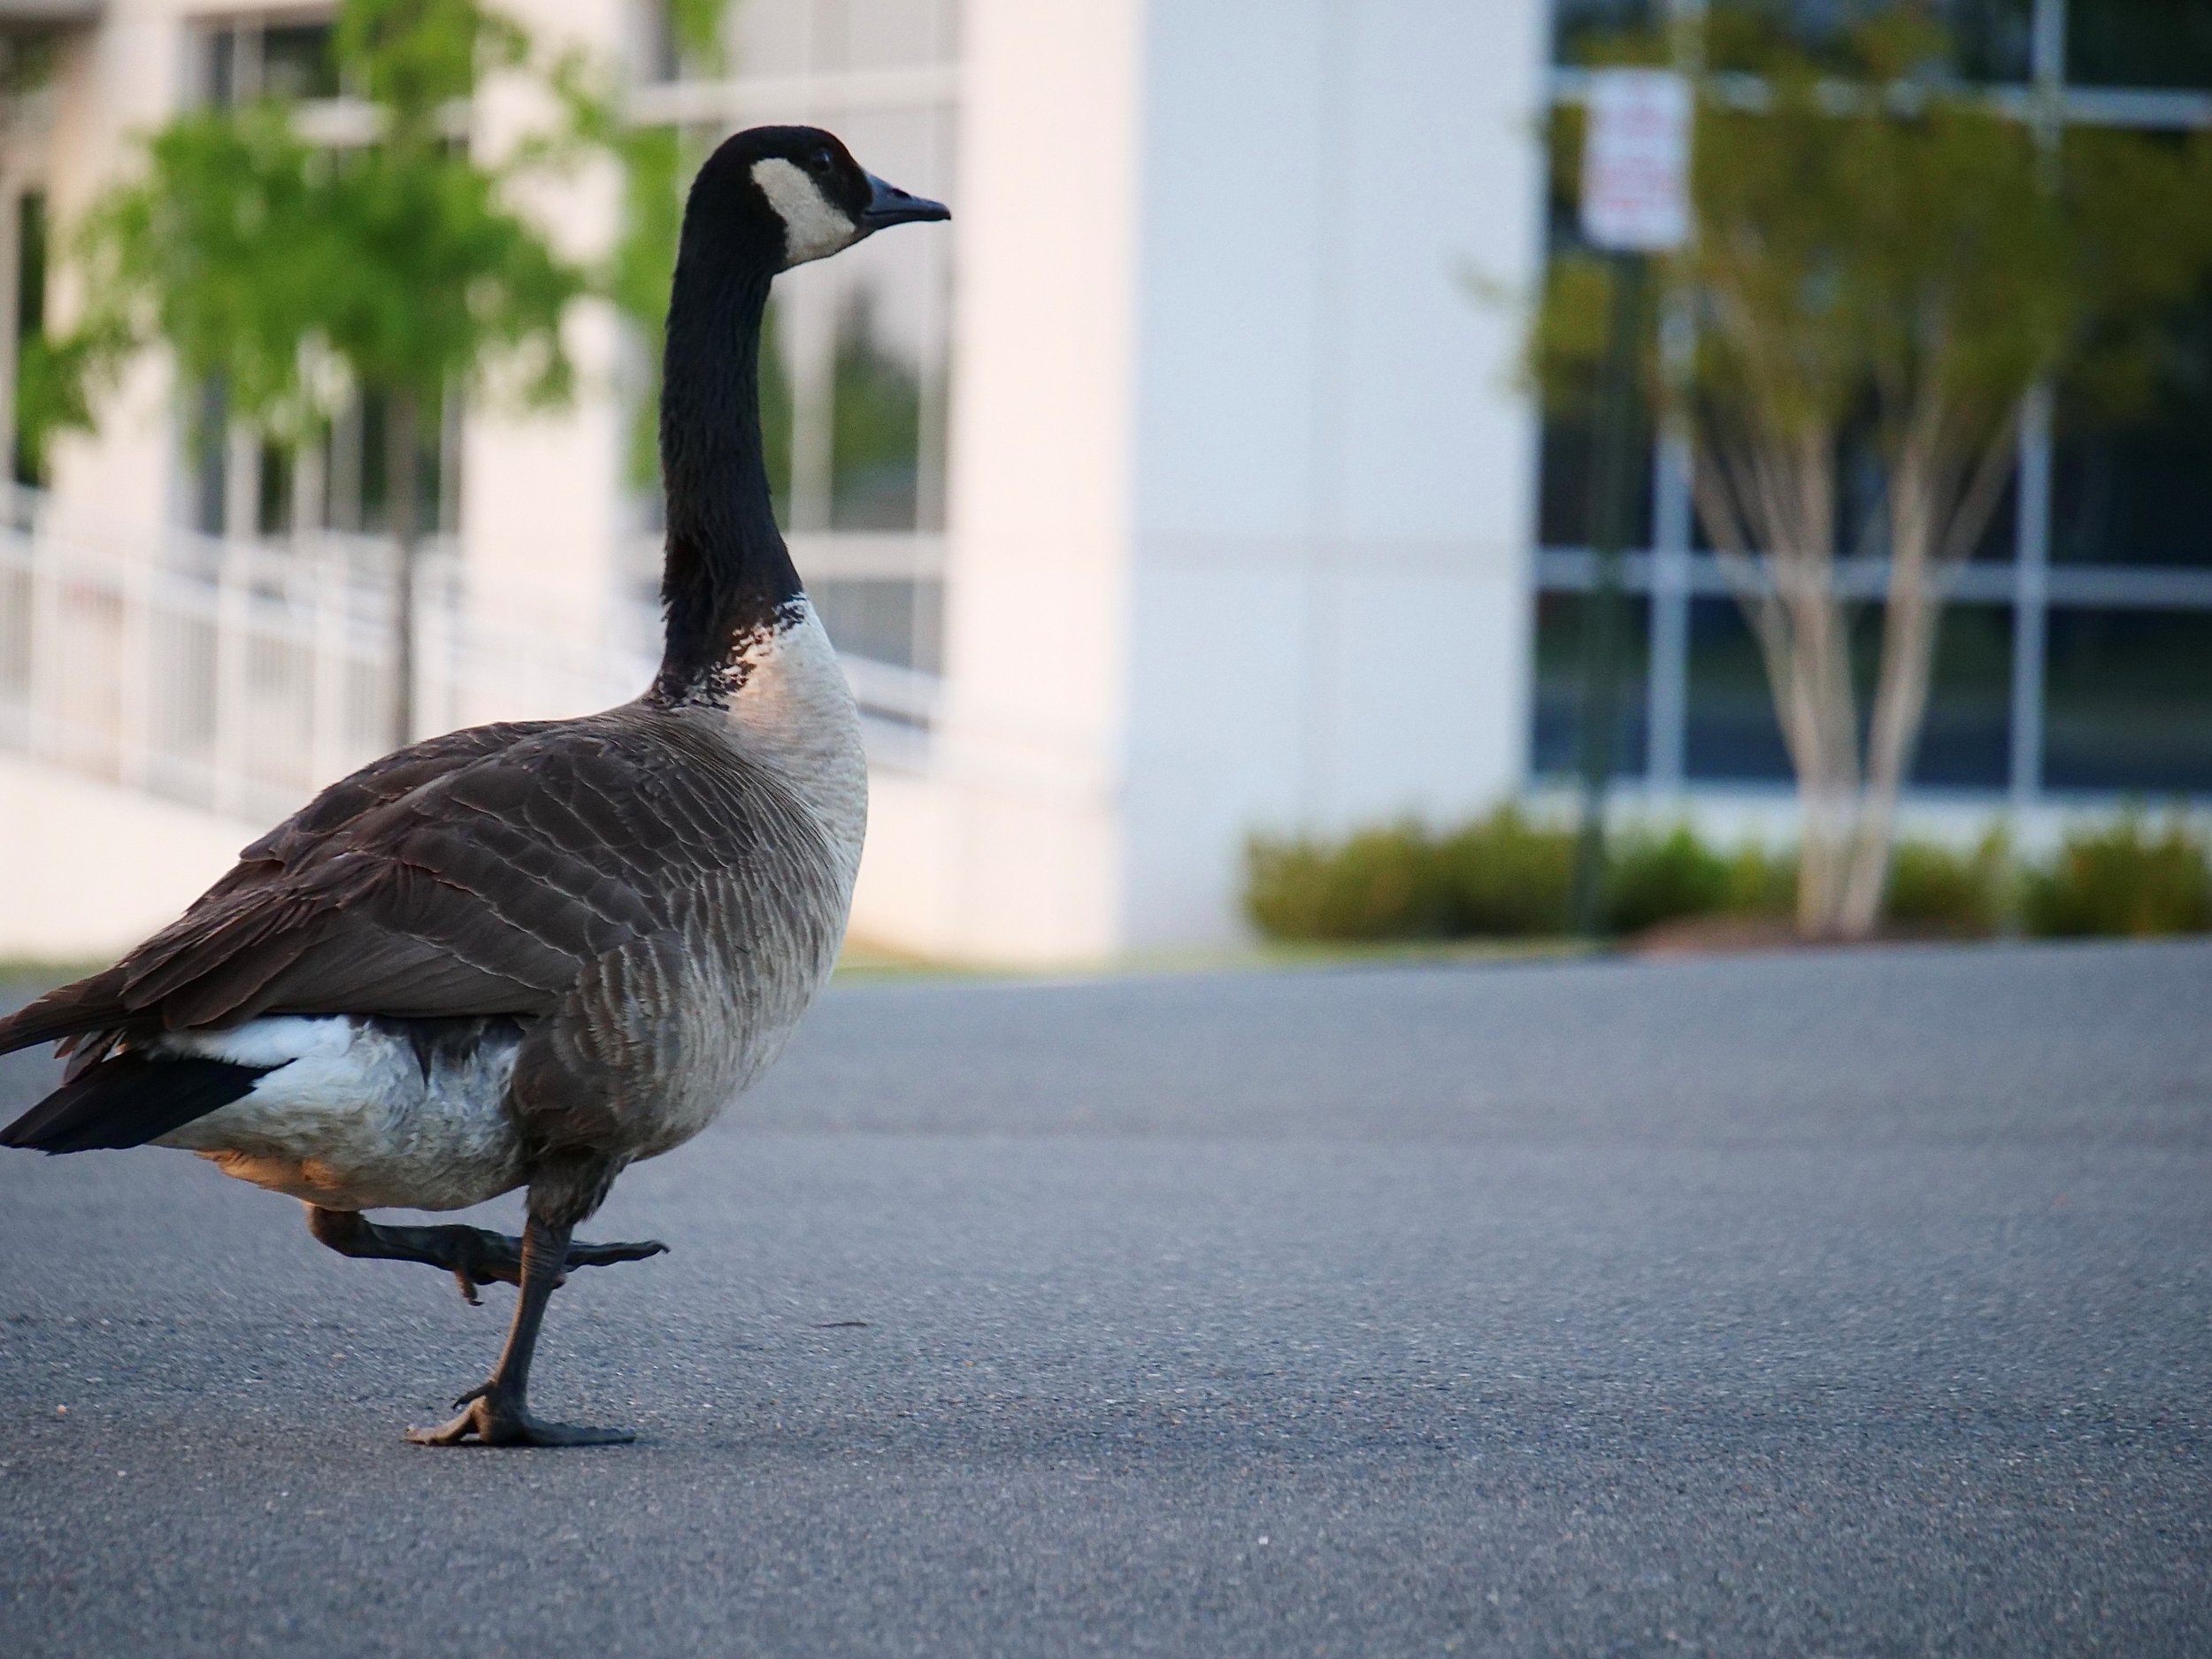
[{"left": 2, "top": 941, "right": 2208, "bottom": 1657}]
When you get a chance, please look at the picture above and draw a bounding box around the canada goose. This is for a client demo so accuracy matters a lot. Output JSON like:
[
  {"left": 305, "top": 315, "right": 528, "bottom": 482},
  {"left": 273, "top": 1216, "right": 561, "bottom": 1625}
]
[{"left": 0, "top": 127, "right": 949, "bottom": 1447}]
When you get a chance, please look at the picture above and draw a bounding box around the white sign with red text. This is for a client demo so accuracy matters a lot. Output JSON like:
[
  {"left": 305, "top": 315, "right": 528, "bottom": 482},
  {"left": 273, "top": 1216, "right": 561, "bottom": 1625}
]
[{"left": 1580, "top": 68, "right": 1692, "bottom": 253}]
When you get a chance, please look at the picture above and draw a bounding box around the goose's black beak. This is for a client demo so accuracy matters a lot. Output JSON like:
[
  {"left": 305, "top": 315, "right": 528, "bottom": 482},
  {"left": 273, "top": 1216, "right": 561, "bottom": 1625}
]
[{"left": 860, "top": 173, "right": 950, "bottom": 232}]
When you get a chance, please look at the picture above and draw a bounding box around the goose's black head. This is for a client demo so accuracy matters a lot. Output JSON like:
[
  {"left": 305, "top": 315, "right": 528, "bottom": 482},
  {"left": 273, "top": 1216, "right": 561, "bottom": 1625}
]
[{"left": 687, "top": 126, "right": 950, "bottom": 273}]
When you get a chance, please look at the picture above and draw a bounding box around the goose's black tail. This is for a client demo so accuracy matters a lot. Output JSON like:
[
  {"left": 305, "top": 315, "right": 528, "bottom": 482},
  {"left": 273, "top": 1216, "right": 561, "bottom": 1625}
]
[{"left": 0, "top": 1050, "right": 269, "bottom": 1154}]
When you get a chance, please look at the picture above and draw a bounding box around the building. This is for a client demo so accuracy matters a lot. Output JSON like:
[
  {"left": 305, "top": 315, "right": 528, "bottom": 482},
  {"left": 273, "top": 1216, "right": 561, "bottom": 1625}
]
[{"left": 0, "top": 0, "right": 2205, "bottom": 964}]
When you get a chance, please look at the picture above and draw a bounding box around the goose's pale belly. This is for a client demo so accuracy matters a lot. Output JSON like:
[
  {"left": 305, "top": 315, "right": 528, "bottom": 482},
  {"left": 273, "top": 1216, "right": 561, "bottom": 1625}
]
[
  {"left": 150, "top": 988, "right": 819, "bottom": 1212},
  {"left": 154, "top": 1018, "right": 530, "bottom": 1211}
]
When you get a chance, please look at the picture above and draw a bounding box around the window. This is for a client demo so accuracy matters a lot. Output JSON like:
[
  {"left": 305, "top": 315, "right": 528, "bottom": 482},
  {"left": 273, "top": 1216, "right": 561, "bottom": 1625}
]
[
  {"left": 1555, "top": 2, "right": 2033, "bottom": 83},
  {"left": 183, "top": 14, "right": 459, "bottom": 546},
  {"left": 2043, "top": 609, "right": 2212, "bottom": 793},
  {"left": 1677, "top": 597, "right": 2013, "bottom": 788},
  {"left": 202, "top": 16, "right": 340, "bottom": 107},
  {"left": 644, "top": 0, "right": 959, "bottom": 82},
  {"left": 2069, "top": 0, "right": 2212, "bottom": 94},
  {"left": 13, "top": 190, "right": 47, "bottom": 487},
  {"left": 2054, "top": 283, "right": 2212, "bottom": 569},
  {"left": 1532, "top": 589, "right": 1652, "bottom": 780},
  {"left": 1535, "top": 2, "right": 2212, "bottom": 803}
]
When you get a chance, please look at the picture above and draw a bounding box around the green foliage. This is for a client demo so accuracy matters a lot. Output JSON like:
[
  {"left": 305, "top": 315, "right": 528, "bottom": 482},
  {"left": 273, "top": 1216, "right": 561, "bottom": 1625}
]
[
  {"left": 664, "top": 0, "right": 732, "bottom": 72},
  {"left": 1433, "top": 804, "right": 1574, "bottom": 936},
  {"left": 1244, "top": 826, "right": 1451, "bottom": 943},
  {"left": 1601, "top": 825, "right": 1734, "bottom": 934},
  {"left": 1245, "top": 808, "right": 2210, "bottom": 946},
  {"left": 1536, "top": 9, "right": 2212, "bottom": 446},
  {"left": 30, "top": 0, "right": 583, "bottom": 465},
  {"left": 1722, "top": 842, "right": 1796, "bottom": 917},
  {"left": 2024, "top": 816, "right": 2212, "bottom": 939},
  {"left": 1884, "top": 832, "right": 2008, "bottom": 934},
  {"left": 336, "top": 0, "right": 526, "bottom": 128}
]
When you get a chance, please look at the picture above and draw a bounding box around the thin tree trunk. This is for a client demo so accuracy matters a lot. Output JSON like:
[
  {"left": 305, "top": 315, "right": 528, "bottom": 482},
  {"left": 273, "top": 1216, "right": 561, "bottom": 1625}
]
[
  {"left": 387, "top": 387, "right": 421, "bottom": 749},
  {"left": 1837, "top": 417, "right": 1942, "bottom": 936},
  {"left": 1837, "top": 400, "right": 2024, "bottom": 935}
]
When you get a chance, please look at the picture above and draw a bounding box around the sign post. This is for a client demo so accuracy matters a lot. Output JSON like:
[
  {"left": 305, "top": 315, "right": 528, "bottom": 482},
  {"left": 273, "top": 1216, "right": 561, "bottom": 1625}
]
[{"left": 1570, "top": 69, "right": 1691, "bottom": 938}]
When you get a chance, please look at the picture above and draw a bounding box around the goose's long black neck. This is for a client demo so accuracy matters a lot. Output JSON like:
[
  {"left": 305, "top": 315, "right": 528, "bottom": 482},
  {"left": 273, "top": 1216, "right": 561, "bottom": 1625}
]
[{"left": 650, "top": 246, "right": 801, "bottom": 706}]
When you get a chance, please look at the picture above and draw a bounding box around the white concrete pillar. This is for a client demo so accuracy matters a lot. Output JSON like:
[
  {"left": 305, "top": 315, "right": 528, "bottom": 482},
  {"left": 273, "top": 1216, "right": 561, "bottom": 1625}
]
[
  {"left": 853, "top": 0, "right": 1148, "bottom": 962},
  {"left": 1117, "top": 0, "right": 1548, "bottom": 949}
]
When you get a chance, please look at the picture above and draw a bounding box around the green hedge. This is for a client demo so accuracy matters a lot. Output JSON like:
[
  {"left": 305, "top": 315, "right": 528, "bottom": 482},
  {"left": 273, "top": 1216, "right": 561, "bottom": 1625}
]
[
  {"left": 1244, "top": 808, "right": 2211, "bottom": 944},
  {"left": 2024, "top": 817, "right": 2212, "bottom": 937}
]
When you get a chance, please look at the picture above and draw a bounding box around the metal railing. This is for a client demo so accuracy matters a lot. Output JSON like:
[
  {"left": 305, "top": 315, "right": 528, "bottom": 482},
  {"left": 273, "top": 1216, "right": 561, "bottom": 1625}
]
[
  {"left": 0, "top": 490, "right": 652, "bottom": 826},
  {"left": 0, "top": 491, "right": 947, "bottom": 826}
]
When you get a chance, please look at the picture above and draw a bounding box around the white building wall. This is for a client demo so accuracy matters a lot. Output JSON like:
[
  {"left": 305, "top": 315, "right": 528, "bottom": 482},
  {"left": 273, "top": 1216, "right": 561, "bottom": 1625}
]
[
  {"left": 0, "top": 752, "right": 259, "bottom": 960},
  {"left": 856, "top": 0, "right": 1550, "bottom": 963},
  {"left": 1117, "top": 0, "right": 1548, "bottom": 948},
  {"left": 857, "top": 0, "right": 1148, "bottom": 962}
]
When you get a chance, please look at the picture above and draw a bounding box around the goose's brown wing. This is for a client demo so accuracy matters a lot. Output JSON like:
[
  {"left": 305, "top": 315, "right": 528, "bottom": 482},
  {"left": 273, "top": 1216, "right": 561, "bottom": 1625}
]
[{"left": 0, "top": 715, "right": 733, "bottom": 1056}]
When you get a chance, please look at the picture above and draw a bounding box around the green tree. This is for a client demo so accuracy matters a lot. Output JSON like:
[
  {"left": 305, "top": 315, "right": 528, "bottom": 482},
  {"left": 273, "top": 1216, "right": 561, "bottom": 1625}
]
[
  {"left": 34, "top": 0, "right": 584, "bottom": 744},
  {"left": 1531, "top": 10, "right": 2212, "bottom": 937}
]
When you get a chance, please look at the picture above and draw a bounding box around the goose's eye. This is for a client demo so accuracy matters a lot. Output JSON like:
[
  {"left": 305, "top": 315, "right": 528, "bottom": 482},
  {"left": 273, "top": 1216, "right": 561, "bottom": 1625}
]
[{"left": 811, "top": 147, "right": 837, "bottom": 175}]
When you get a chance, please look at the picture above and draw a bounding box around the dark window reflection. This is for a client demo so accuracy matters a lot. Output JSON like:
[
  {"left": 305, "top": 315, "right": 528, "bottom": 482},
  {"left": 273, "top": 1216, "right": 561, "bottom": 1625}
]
[
  {"left": 1683, "top": 595, "right": 2014, "bottom": 787},
  {"left": 1685, "top": 596, "right": 1791, "bottom": 780},
  {"left": 2044, "top": 608, "right": 2212, "bottom": 793},
  {"left": 1556, "top": 0, "right": 2032, "bottom": 81},
  {"left": 260, "top": 24, "right": 340, "bottom": 102},
  {"left": 1538, "top": 418, "right": 1657, "bottom": 551},
  {"left": 1553, "top": 0, "right": 1660, "bottom": 65},
  {"left": 1532, "top": 588, "right": 1652, "bottom": 778},
  {"left": 1911, "top": 603, "right": 2015, "bottom": 786},
  {"left": 2054, "top": 285, "right": 2212, "bottom": 568},
  {"left": 2069, "top": 0, "right": 2212, "bottom": 92}
]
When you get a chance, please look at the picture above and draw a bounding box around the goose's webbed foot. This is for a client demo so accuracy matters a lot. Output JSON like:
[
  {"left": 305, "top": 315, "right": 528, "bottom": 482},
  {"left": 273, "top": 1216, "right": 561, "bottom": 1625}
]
[
  {"left": 405, "top": 1208, "right": 636, "bottom": 1449},
  {"left": 305, "top": 1207, "right": 666, "bottom": 1304},
  {"left": 405, "top": 1385, "right": 634, "bottom": 1448}
]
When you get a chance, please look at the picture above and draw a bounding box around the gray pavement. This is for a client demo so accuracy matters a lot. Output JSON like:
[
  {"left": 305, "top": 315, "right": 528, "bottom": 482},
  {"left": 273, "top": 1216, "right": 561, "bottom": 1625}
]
[{"left": 1, "top": 940, "right": 2208, "bottom": 1656}]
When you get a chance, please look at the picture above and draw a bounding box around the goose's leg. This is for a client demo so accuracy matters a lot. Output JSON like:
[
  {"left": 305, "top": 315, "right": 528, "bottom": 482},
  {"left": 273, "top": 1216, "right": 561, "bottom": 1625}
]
[
  {"left": 304, "top": 1205, "right": 665, "bottom": 1305},
  {"left": 405, "top": 1211, "right": 634, "bottom": 1448}
]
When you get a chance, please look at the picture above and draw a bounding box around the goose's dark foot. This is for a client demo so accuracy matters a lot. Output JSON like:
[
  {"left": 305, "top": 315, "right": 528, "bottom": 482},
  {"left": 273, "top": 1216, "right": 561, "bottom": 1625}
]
[
  {"left": 404, "top": 1388, "right": 634, "bottom": 1448},
  {"left": 404, "top": 1205, "right": 633, "bottom": 1449},
  {"left": 305, "top": 1206, "right": 666, "bottom": 1305}
]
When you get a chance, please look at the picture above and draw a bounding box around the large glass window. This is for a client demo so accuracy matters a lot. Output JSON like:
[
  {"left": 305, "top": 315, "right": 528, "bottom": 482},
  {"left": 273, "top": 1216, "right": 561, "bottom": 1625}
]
[
  {"left": 2043, "top": 609, "right": 2212, "bottom": 794},
  {"left": 1532, "top": 590, "right": 1652, "bottom": 780},
  {"left": 1678, "top": 597, "right": 2014, "bottom": 788},
  {"left": 2068, "top": 0, "right": 2212, "bottom": 94},
  {"left": 1555, "top": 1, "right": 2032, "bottom": 82},
  {"left": 2053, "top": 283, "right": 2212, "bottom": 569},
  {"left": 1534, "top": 1, "right": 2212, "bottom": 802}
]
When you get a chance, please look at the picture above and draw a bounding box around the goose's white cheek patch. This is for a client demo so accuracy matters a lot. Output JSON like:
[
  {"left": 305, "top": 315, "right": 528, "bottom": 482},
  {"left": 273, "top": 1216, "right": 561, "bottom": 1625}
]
[{"left": 751, "top": 158, "right": 858, "bottom": 265}]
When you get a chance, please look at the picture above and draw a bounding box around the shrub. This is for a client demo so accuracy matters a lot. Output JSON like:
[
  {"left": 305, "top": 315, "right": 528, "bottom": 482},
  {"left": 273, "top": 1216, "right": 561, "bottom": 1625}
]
[
  {"left": 1722, "top": 842, "right": 1796, "bottom": 918},
  {"left": 2024, "top": 816, "right": 2212, "bottom": 938},
  {"left": 1603, "top": 825, "right": 1733, "bottom": 933},
  {"left": 1883, "top": 832, "right": 2008, "bottom": 934},
  {"left": 1246, "top": 804, "right": 2212, "bottom": 948},
  {"left": 1244, "top": 825, "right": 1449, "bottom": 941},
  {"left": 1434, "top": 804, "right": 1574, "bottom": 936}
]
